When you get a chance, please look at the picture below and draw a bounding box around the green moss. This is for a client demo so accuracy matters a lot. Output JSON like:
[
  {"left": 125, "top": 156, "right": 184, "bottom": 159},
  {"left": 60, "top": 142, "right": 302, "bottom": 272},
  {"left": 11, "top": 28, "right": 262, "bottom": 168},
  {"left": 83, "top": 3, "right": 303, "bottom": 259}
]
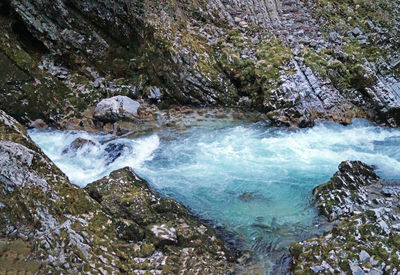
[
  {"left": 303, "top": 0, "right": 399, "bottom": 91},
  {"left": 215, "top": 34, "right": 292, "bottom": 109}
]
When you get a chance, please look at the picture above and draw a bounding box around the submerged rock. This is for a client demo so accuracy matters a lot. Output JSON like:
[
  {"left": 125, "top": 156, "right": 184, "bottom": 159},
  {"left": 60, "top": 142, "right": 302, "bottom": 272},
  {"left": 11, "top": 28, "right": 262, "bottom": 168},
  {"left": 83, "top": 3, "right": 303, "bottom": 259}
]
[
  {"left": 94, "top": 96, "right": 140, "bottom": 122},
  {"left": 238, "top": 192, "right": 267, "bottom": 202},
  {"left": 291, "top": 161, "right": 400, "bottom": 274},
  {"left": 0, "top": 109, "right": 232, "bottom": 273}
]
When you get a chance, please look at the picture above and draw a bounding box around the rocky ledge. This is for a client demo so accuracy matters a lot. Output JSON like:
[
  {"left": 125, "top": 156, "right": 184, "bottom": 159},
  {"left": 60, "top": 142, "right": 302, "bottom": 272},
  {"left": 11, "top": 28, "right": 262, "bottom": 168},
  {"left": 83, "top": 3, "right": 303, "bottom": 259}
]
[
  {"left": 0, "top": 109, "right": 232, "bottom": 273},
  {"left": 291, "top": 161, "right": 400, "bottom": 274},
  {"left": 1, "top": 0, "right": 399, "bottom": 129}
]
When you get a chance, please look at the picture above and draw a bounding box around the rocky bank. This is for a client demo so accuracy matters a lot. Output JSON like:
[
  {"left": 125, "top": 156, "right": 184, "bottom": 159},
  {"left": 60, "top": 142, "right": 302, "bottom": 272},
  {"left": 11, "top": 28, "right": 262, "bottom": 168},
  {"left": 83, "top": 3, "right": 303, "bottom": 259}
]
[
  {"left": 0, "top": 109, "right": 232, "bottom": 273},
  {"left": 291, "top": 161, "right": 400, "bottom": 274}
]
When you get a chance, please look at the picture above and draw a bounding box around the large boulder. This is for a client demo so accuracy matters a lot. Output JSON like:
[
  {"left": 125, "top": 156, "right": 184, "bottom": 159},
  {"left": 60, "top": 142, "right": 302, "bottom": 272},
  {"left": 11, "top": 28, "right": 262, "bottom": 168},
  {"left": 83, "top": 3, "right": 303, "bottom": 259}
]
[
  {"left": 0, "top": 109, "right": 232, "bottom": 274},
  {"left": 93, "top": 96, "right": 141, "bottom": 122},
  {"left": 291, "top": 161, "right": 400, "bottom": 274}
]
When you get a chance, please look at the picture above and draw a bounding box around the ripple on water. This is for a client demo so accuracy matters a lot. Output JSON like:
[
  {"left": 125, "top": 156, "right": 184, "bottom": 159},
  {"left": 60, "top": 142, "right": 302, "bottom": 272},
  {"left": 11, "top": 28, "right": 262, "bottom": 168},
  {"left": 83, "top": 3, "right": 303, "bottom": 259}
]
[{"left": 29, "top": 119, "right": 400, "bottom": 272}]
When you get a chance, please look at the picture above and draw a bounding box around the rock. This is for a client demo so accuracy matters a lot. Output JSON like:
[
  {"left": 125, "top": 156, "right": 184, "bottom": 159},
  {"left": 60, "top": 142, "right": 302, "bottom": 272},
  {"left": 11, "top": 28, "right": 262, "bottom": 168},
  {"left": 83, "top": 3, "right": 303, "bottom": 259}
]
[
  {"left": 350, "top": 262, "right": 365, "bottom": 275},
  {"left": 381, "top": 184, "right": 400, "bottom": 196},
  {"left": 29, "top": 119, "right": 48, "bottom": 130},
  {"left": 61, "top": 137, "right": 97, "bottom": 155},
  {"left": 313, "top": 161, "right": 378, "bottom": 221},
  {"left": 94, "top": 96, "right": 140, "bottom": 122},
  {"left": 352, "top": 27, "right": 363, "bottom": 37},
  {"left": 368, "top": 269, "right": 383, "bottom": 275},
  {"left": 150, "top": 224, "right": 177, "bottom": 246},
  {"left": 148, "top": 87, "right": 162, "bottom": 101},
  {"left": 359, "top": 250, "right": 370, "bottom": 263},
  {"left": 310, "top": 265, "right": 325, "bottom": 273},
  {"left": 103, "top": 143, "right": 126, "bottom": 165},
  {"left": 328, "top": 31, "right": 341, "bottom": 43},
  {"left": 291, "top": 161, "right": 400, "bottom": 274},
  {"left": 238, "top": 192, "right": 266, "bottom": 202}
]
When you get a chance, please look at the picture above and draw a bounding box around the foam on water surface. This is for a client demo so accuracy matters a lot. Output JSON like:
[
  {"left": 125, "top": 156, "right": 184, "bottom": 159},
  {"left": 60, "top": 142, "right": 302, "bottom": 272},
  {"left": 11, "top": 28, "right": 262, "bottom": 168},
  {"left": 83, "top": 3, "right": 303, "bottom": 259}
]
[{"left": 29, "top": 119, "right": 400, "bottom": 272}]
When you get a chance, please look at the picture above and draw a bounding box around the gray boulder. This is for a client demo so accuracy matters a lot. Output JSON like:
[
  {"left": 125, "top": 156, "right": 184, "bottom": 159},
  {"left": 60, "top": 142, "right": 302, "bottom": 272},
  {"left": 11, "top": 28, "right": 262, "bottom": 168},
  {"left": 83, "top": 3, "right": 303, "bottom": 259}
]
[
  {"left": 61, "top": 137, "right": 97, "bottom": 155},
  {"left": 93, "top": 96, "right": 140, "bottom": 122}
]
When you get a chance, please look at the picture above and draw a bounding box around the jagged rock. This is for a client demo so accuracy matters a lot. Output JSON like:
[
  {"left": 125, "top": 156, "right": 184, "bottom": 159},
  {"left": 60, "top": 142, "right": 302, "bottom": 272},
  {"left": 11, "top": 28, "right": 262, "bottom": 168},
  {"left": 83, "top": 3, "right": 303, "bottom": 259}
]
[
  {"left": 103, "top": 143, "right": 126, "bottom": 165},
  {"left": 0, "top": 109, "right": 231, "bottom": 273},
  {"left": 93, "top": 96, "right": 140, "bottom": 122},
  {"left": 61, "top": 137, "right": 97, "bottom": 155},
  {"left": 291, "top": 161, "right": 400, "bottom": 274},
  {"left": 359, "top": 250, "right": 370, "bottom": 263},
  {"left": 381, "top": 184, "right": 400, "bottom": 196}
]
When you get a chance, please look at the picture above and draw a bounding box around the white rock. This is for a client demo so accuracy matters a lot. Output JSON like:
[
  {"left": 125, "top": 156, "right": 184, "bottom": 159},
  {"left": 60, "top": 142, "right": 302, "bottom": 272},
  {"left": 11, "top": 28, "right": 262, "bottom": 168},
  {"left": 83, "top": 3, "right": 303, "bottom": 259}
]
[
  {"left": 359, "top": 250, "right": 370, "bottom": 263},
  {"left": 94, "top": 96, "right": 140, "bottom": 122}
]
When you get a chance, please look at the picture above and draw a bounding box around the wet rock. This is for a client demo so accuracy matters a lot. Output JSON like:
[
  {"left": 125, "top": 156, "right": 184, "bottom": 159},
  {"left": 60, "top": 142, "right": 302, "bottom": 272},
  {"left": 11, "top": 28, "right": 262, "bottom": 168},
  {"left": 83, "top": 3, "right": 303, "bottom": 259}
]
[
  {"left": 238, "top": 192, "right": 266, "bottom": 202},
  {"left": 94, "top": 96, "right": 140, "bottom": 122},
  {"left": 61, "top": 137, "right": 96, "bottom": 155},
  {"left": 103, "top": 143, "right": 126, "bottom": 165}
]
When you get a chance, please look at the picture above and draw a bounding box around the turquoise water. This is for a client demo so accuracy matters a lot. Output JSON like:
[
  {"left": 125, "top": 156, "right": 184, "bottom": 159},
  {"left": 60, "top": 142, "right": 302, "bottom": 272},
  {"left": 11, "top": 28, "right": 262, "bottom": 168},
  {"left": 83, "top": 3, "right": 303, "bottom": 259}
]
[{"left": 29, "top": 119, "right": 400, "bottom": 272}]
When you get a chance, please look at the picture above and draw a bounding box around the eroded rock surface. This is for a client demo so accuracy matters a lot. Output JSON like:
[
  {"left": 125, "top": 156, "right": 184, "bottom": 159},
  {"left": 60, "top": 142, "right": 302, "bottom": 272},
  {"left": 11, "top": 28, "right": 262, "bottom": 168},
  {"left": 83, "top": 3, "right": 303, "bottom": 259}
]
[
  {"left": 0, "top": 0, "right": 399, "bottom": 128},
  {"left": 291, "top": 161, "right": 400, "bottom": 274},
  {"left": 0, "top": 109, "right": 231, "bottom": 274}
]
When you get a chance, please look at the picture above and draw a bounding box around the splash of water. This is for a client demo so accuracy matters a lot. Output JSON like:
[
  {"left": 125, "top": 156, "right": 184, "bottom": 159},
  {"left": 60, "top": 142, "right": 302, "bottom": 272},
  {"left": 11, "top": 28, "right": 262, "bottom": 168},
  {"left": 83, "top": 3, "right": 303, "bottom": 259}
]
[{"left": 29, "top": 119, "right": 400, "bottom": 272}]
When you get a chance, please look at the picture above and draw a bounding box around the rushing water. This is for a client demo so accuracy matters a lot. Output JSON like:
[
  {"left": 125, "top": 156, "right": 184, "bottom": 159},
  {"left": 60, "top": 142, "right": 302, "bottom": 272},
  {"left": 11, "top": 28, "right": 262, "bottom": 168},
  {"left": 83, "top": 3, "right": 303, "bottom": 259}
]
[{"left": 29, "top": 119, "right": 400, "bottom": 272}]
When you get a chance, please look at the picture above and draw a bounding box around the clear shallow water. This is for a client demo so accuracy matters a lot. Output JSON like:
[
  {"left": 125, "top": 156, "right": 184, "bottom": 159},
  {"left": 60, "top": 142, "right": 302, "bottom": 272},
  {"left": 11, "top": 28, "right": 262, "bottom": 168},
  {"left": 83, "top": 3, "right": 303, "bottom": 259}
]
[{"left": 29, "top": 119, "right": 400, "bottom": 272}]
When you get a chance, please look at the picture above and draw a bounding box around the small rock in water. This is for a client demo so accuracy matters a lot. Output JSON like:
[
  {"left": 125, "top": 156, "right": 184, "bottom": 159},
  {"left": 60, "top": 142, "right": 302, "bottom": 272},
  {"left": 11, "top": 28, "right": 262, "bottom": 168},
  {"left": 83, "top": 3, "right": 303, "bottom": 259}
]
[
  {"left": 104, "top": 143, "right": 126, "bottom": 165},
  {"left": 238, "top": 192, "right": 266, "bottom": 202},
  {"left": 62, "top": 138, "right": 97, "bottom": 155}
]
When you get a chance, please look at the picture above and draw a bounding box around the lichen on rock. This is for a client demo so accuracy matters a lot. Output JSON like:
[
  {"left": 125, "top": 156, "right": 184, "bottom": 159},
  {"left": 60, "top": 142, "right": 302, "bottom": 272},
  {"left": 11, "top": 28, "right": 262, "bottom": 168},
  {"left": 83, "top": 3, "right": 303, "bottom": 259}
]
[{"left": 291, "top": 161, "right": 400, "bottom": 274}]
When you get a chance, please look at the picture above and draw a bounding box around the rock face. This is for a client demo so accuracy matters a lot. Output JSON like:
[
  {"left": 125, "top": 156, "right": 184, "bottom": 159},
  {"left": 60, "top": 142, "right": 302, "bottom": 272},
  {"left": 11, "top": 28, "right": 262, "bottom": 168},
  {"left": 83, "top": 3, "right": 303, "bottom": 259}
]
[
  {"left": 0, "top": 109, "right": 231, "bottom": 273},
  {"left": 94, "top": 96, "right": 141, "bottom": 122},
  {"left": 291, "top": 161, "right": 400, "bottom": 274},
  {"left": 0, "top": 0, "right": 399, "bottom": 127}
]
